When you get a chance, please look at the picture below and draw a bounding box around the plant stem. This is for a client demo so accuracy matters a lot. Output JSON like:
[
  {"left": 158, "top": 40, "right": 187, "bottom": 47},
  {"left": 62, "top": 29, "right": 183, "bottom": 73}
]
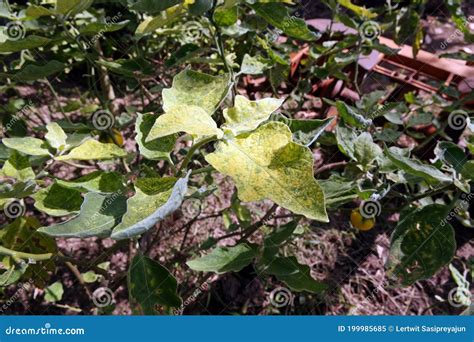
[
  {"left": 407, "top": 183, "right": 455, "bottom": 202},
  {"left": 177, "top": 136, "right": 218, "bottom": 176},
  {"left": 0, "top": 246, "right": 53, "bottom": 261},
  {"left": 43, "top": 79, "right": 72, "bottom": 124}
]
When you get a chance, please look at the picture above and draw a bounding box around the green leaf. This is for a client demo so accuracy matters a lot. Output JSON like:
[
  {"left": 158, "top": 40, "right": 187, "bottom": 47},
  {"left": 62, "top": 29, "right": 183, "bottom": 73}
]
[
  {"left": 45, "top": 122, "right": 68, "bottom": 151},
  {"left": 0, "top": 263, "right": 27, "bottom": 286},
  {"left": 250, "top": 3, "right": 318, "bottom": 41},
  {"left": 135, "top": 113, "right": 175, "bottom": 160},
  {"left": 263, "top": 256, "right": 327, "bottom": 293},
  {"left": 223, "top": 95, "right": 283, "bottom": 136},
  {"left": 353, "top": 132, "right": 382, "bottom": 168},
  {"left": 56, "top": 140, "right": 127, "bottom": 161},
  {"left": 56, "top": 171, "right": 124, "bottom": 193},
  {"left": 262, "top": 221, "right": 298, "bottom": 263},
  {"left": 386, "top": 147, "right": 452, "bottom": 185},
  {"left": 7, "top": 60, "right": 66, "bottom": 82},
  {"left": 32, "top": 183, "right": 83, "bottom": 217},
  {"left": 206, "top": 122, "right": 328, "bottom": 222},
  {"left": 188, "top": 0, "right": 213, "bottom": 15},
  {"left": 38, "top": 192, "right": 127, "bottom": 238},
  {"left": 162, "top": 69, "right": 230, "bottom": 115},
  {"left": 135, "top": 6, "right": 186, "bottom": 34},
  {"left": 131, "top": 0, "right": 182, "bottom": 14},
  {"left": 336, "top": 0, "right": 377, "bottom": 19},
  {"left": 3, "top": 137, "right": 50, "bottom": 156},
  {"left": 461, "top": 161, "right": 474, "bottom": 181},
  {"left": 287, "top": 117, "right": 334, "bottom": 146},
  {"left": 336, "top": 101, "right": 372, "bottom": 128},
  {"left": 434, "top": 141, "right": 466, "bottom": 173},
  {"left": 25, "top": 5, "right": 55, "bottom": 18},
  {"left": 146, "top": 105, "right": 223, "bottom": 142},
  {"left": 44, "top": 281, "right": 64, "bottom": 303},
  {"left": 129, "top": 254, "right": 182, "bottom": 313},
  {"left": 0, "top": 36, "right": 51, "bottom": 53},
  {"left": 0, "top": 151, "right": 35, "bottom": 181},
  {"left": 336, "top": 123, "right": 357, "bottom": 159},
  {"left": 214, "top": 6, "right": 238, "bottom": 26},
  {"left": 55, "top": 0, "right": 93, "bottom": 15},
  {"left": 187, "top": 243, "right": 257, "bottom": 274},
  {"left": 0, "top": 217, "right": 56, "bottom": 286},
  {"left": 0, "top": 180, "right": 36, "bottom": 199},
  {"left": 79, "top": 20, "right": 130, "bottom": 35},
  {"left": 386, "top": 204, "right": 456, "bottom": 287},
  {"left": 111, "top": 174, "right": 190, "bottom": 240}
]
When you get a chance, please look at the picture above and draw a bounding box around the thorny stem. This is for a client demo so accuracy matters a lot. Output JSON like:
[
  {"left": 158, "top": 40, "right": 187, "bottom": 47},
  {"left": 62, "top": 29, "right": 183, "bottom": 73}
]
[{"left": 407, "top": 183, "right": 456, "bottom": 202}]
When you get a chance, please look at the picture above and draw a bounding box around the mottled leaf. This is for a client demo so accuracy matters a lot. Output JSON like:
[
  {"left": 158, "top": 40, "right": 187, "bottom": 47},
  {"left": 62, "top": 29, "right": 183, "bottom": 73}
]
[
  {"left": 0, "top": 151, "right": 35, "bottom": 181},
  {"left": 146, "top": 105, "right": 223, "bottom": 142},
  {"left": 2, "top": 137, "right": 50, "bottom": 156},
  {"left": 206, "top": 122, "right": 328, "bottom": 221},
  {"left": 111, "top": 174, "right": 189, "bottom": 240},
  {"left": 135, "top": 113, "right": 176, "bottom": 160},
  {"left": 223, "top": 95, "right": 283, "bottom": 135},
  {"left": 45, "top": 122, "right": 68, "bottom": 150},
  {"left": 56, "top": 171, "right": 124, "bottom": 193},
  {"left": 56, "top": 140, "right": 127, "bottom": 161},
  {"left": 162, "top": 69, "right": 230, "bottom": 115},
  {"left": 32, "top": 183, "right": 83, "bottom": 217}
]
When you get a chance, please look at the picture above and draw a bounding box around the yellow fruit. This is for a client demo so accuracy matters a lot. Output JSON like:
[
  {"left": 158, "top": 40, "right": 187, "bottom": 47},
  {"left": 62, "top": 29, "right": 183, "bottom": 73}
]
[{"left": 350, "top": 209, "right": 375, "bottom": 231}]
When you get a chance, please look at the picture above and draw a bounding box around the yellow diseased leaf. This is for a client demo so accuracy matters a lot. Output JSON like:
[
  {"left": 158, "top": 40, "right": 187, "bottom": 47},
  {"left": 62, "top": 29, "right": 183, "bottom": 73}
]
[
  {"left": 55, "top": 140, "right": 127, "bottom": 161},
  {"left": 146, "top": 105, "right": 223, "bottom": 142},
  {"left": 205, "top": 122, "right": 328, "bottom": 222},
  {"left": 162, "top": 69, "right": 230, "bottom": 115},
  {"left": 223, "top": 95, "right": 284, "bottom": 135}
]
